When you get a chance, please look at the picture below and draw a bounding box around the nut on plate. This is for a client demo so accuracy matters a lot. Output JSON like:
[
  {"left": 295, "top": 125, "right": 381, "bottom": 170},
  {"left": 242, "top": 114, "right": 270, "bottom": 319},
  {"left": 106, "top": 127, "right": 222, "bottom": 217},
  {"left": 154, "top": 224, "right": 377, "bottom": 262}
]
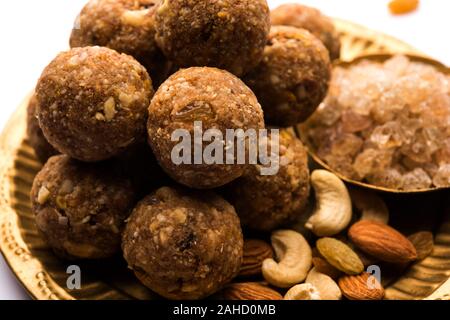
[
  {"left": 316, "top": 237, "right": 364, "bottom": 275},
  {"left": 305, "top": 170, "right": 352, "bottom": 237},
  {"left": 338, "top": 273, "right": 385, "bottom": 300},
  {"left": 306, "top": 267, "right": 342, "bottom": 300},
  {"left": 219, "top": 283, "right": 282, "bottom": 300},
  {"left": 407, "top": 231, "right": 434, "bottom": 260},
  {"left": 348, "top": 220, "right": 417, "bottom": 263},
  {"left": 284, "top": 283, "right": 321, "bottom": 300},
  {"left": 239, "top": 239, "right": 274, "bottom": 277},
  {"left": 262, "top": 230, "right": 312, "bottom": 288}
]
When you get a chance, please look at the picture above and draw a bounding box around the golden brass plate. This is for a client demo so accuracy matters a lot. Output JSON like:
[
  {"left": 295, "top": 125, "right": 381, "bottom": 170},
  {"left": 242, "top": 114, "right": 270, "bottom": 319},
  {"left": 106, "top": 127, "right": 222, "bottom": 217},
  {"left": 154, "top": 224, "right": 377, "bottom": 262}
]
[{"left": 1, "top": 19, "right": 450, "bottom": 300}]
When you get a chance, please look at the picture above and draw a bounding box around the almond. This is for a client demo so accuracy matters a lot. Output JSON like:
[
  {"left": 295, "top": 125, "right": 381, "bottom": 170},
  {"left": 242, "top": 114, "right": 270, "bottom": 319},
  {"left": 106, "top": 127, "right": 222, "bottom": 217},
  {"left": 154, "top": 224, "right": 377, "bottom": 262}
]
[
  {"left": 239, "top": 239, "right": 273, "bottom": 277},
  {"left": 338, "top": 273, "right": 384, "bottom": 300},
  {"left": 348, "top": 220, "right": 417, "bottom": 263},
  {"left": 220, "top": 283, "right": 283, "bottom": 300},
  {"left": 407, "top": 231, "right": 434, "bottom": 260}
]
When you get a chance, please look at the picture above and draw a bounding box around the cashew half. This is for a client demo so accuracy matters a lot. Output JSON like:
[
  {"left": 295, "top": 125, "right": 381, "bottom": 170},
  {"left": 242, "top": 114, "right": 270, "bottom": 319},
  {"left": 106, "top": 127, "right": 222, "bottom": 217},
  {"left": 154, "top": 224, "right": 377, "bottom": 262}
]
[
  {"left": 305, "top": 170, "right": 352, "bottom": 236},
  {"left": 349, "top": 188, "right": 389, "bottom": 224},
  {"left": 262, "top": 230, "right": 312, "bottom": 288},
  {"left": 306, "top": 267, "right": 342, "bottom": 300},
  {"left": 284, "top": 283, "right": 321, "bottom": 300}
]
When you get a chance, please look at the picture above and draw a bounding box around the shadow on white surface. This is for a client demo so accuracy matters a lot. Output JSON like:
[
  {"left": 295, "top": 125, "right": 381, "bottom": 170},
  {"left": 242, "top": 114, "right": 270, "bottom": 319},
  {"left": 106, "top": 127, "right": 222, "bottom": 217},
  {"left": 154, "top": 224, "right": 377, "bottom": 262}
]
[{"left": 0, "top": 255, "right": 30, "bottom": 300}]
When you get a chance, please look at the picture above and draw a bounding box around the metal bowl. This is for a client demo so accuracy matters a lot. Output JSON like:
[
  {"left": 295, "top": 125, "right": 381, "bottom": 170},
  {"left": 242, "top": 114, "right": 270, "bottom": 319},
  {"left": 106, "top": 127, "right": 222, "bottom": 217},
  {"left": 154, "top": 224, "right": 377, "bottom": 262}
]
[{"left": 297, "top": 54, "right": 450, "bottom": 194}]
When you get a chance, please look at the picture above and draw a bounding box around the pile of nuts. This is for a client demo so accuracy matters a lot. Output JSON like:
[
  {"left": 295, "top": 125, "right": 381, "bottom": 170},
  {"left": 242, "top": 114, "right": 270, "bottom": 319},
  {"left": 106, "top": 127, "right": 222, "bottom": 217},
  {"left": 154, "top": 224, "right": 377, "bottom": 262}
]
[{"left": 217, "top": 170, "right": 435, "bottom": 300}]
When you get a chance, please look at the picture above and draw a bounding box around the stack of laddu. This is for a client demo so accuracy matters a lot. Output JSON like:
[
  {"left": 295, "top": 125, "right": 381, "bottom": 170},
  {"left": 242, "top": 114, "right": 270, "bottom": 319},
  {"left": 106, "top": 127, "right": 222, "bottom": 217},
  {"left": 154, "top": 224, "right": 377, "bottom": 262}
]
[{"left": 28, "top": 0, "right": 337, "bottom": 300}]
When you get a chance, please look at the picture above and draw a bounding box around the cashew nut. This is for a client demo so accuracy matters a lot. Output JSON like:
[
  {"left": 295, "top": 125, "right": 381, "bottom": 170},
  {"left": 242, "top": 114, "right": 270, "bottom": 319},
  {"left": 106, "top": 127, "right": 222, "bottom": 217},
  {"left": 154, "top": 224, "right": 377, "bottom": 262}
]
[
  {"left": 262, "top": 230, "right": 312, "bottom": 288},
  {"left": 306, "top": 267, "right": 342, "bottom": 300},
  {"left": 349, "top": 188, "right": 389, "bottom": 224},
  {"left": 305, "top": 170, "right": 352, "bottom": 236},
  {"left": 284, "top": 283, "right": 321, "bottom": 300}
]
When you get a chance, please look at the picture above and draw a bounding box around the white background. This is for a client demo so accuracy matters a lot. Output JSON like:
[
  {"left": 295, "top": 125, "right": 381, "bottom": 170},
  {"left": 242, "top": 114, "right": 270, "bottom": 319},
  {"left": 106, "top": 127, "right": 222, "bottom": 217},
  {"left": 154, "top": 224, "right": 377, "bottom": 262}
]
[{"left": 0, "top": 0, "right": 449, "bottom": 300}]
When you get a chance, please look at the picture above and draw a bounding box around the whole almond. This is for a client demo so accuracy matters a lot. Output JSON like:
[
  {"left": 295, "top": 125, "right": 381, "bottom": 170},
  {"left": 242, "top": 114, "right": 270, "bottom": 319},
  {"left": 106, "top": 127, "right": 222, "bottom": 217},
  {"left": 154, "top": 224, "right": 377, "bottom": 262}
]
[
  {"left": 239, "top": 239, "right": 273, "bottom": 277},
  {"left": 408, "top": 231, "right": 434, "bottom": 260},
  {"left": 348, "top": 220, "right": 417, "bottom": 263},
  {"left": 220, "top": 283, "right": 282, "bottom": 300},
  {"left": 316, "top": 238, "right": 364, "bottom": 275},
  {"left": 312, "top": 257, "right": 342, "bottom": 279},
  {"left": 338, "top": 273, "right": 384, "bottom": 300}
]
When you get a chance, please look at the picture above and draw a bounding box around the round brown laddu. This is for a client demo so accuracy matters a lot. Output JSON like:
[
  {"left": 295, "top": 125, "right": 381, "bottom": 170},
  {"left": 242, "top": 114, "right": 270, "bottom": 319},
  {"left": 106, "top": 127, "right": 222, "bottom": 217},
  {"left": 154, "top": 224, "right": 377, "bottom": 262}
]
[
  {"left": 228, "top": 129, "right": 310, "bottom": 232},
  {"left": 244, "top": 26, "right": 331, "bottom": 127},
  {"left": 70, "top": 0, "right": 171, "bottom": 85},
  {"left": 147, "top": 67, "right": 265, "bottom": 189},
  {"left": 270, "top": 3, "right": 341, "bottom": 60},
  {"left": 30, "top": 155, "right": 136, "bottom": 260},
  {"left": 36, "top": 46, "right": 153, "bottom": 162},
  {"left": 122, "top": 186, "right": 243, "bottom": 300},
  {"left": 154, "top": 0, "right": 270, "bottom": 76}
]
